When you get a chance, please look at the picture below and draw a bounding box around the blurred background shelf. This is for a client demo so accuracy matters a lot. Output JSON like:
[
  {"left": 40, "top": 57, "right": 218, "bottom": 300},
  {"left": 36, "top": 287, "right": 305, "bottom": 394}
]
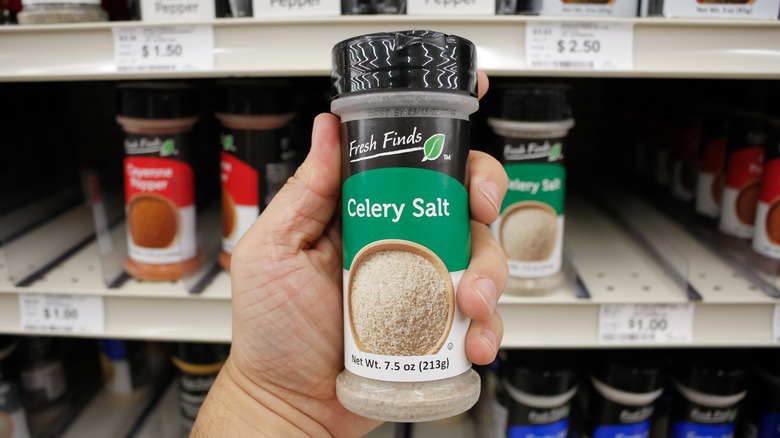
[{"left": 0, "top": 16, "right": 779, "bottom": 81}]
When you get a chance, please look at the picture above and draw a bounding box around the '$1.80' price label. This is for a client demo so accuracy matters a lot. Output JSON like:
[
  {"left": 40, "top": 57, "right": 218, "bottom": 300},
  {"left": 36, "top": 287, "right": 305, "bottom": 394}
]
[{"left": 599, "top": 304, "right": 693, "bottom": 344}]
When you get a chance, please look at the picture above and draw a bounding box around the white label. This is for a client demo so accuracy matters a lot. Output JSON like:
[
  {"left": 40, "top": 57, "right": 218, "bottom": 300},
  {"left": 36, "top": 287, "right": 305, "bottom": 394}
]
[
  {"left": 408, "top": 0, "right": 492, "bottom": 16},
  {"left": 252, "top": 0, "right": 339, "bottom": 17},
  {"left": 539, "top": 0, "right": 639, "bottom": 16},
  {"left": 753, "top": 202, "right": 780, "bottom": 259},
  {"left": 222, "top": 205, "right": 259, "bottom": 255},
  {"left": 775, "top": 305, "right": 780, "bottom": 344},
  {"left": 719, "top": 187, "right": 755, "bottom": 239},
  {"left": 343, "top": 269, "right": 470, "bottom": 382},
  {"left": 19, "top": 294, "right": 105, "bottom": 334},
  {"left": 113, "top": 26, "right": 214, "bottom": 73},
  {"left": 662, "top": 0, "right": 780, "bottom": 19},
  {"left": 599, "top": 304, "right": 694, "bottom": 344},
  {"left": 140, "top": 0, "right": 214, "bottom": 21},
  {"left": 526, "top": 21, "right": 633, "bottom": 70},
  {"left": 695, "top": 172, "right": 721, "bottom": 218},
  {"left": 126, "top": 205, "right": 197, "bottom": 264}
]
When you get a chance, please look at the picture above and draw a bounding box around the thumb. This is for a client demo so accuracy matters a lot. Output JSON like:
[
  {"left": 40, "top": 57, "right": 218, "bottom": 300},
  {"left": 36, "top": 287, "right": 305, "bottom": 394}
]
[{"left": 237, "top": 113, "right": 342, "bottom": 257}]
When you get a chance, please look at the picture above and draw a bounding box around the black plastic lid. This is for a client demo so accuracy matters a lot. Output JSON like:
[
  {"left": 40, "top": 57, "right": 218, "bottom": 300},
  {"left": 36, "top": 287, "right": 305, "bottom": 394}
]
[
  {"left": 504, "top": 350, "right": 578, "bottom": 396},
  {"left": 216, "top": 79, "right": 294, "bottom": 115},
  {"left": 591, "top": 351, "right": 666, "bottom": 394},
  {"left": 674, "top": 351, "right": 747, "bottom": 396},
  {"left": 489, "top": 84, "right": 572, "bottom": 122},
  {"left": 331, "top": 30, "right": 477, "bottom": 98},
  {"left": 117, "top": 82, "right": 197, "bottom": 119},
  {"left": 174, "top": 342, "right": 230, "bottom": 366}
]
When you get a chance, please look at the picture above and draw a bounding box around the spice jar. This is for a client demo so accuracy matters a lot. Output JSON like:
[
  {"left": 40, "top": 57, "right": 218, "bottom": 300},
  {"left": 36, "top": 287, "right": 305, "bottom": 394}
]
[
  {"left": 172, "top": 343, "right": 229, "bottom": 437},
  {"left": 671, "top": 105, "right": 704, "bottom": 203},
  {"left": 694, "top": 108, "right": 729, "bottom": 223},
  {"left": 503, "top": 350, "right": 578, "bottom": 438},
  {"left": 17, "top": 337, "right": 68, "bottom": 412},
  {"left": 341, "top": 0, "right": 405, "bottom": 14},
  {"left": 743, "top": 351, "right": 780, "bottom": 438},
  {"left": 581, "top": 351, "right": 665, "bottom": 438},
  {"left": 752, "top": 118, "right": 780, "bottom": 260},
  {"left": 332, "top": 30, "right": 480, "bottom": 422},
  {"left": 0, "top": 337, "right": 31, "bottom": 438},
  {"left": 216, "top": 80, "right": 295, "bottom": 271},
  {"left": 17, "top": 0, "right": 107, "bottom": 23},
  {"left": 487, "top": 84, "right": 574, "bottom": 295},
  {"left": 718, "top": 112, "right": 766, "bottom": 241},
  {"left": 116, "top": 82, "right": 200, "bottom": 282},
  {"left": 668, "top": 352, "right": 747, "bottom": 438},
  {"left": 98, "top": 339, "right": 151, "bottom": 404}
]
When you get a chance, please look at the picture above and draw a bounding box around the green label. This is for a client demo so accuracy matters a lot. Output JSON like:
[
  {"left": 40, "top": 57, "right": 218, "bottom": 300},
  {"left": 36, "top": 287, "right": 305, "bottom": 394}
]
[
  {"left": 343, "top": 167, "right": 470, "bottom": 271},
  {"left": 502, "top": 163, "right": 566, "bottom": 214}
]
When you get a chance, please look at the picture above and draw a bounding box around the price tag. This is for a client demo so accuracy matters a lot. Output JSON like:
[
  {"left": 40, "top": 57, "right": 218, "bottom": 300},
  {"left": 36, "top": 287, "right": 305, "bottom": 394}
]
[
  {"left": 112, "top": 25, "right": 214, "bottom": 73},
  {"left": 599, "top": 304, "right": 694, "bottom": 344},
  {"left": 525, "top": 21, "right": 633, "bottom": 70},
  {"left": 19, "top": 294, "right": 104, "bottom": 334},
  {"left": 774, "top": 305, "right": 780, "bottom": 343}
]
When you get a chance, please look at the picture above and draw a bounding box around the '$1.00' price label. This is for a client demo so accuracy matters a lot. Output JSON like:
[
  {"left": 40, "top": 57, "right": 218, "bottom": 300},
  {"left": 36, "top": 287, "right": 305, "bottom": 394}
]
[
  {"left": 19, "top": 294, "right": 105, "bottom": 334},
  {"left": 526, "top": 21, "right": 633, "bottom": 70},
  {"left": 599, "top": 304, "right": 694, "bottom": 344}
]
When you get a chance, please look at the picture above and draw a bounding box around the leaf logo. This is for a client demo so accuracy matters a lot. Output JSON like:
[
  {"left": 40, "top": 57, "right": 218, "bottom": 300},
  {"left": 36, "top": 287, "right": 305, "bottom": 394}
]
[
  {"left": 422, "top": 134, "right": 445, "bottom": 162},
  {"left": 222, "top": 134, "right": 234, "bottom": 151},
  {"left": 549, "top": 143, "right": 562, "bottom": 162},
  {"left": 161, "top": 139, "right": 176, "bottom": 157}
]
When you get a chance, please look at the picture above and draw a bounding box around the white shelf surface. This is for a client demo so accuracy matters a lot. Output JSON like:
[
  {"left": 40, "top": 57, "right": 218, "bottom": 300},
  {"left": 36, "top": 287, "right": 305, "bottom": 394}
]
[
  {"left": 0, "top": 16, "right": 778, "bottom": 81},
  {"left": 1, "top": 193, "right": 779, "bottom": 346}
]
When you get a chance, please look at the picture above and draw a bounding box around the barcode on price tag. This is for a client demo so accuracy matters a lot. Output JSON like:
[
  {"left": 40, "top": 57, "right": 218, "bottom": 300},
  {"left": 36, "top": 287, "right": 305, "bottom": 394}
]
[
  {"left": 526, "top": 21, "right": 633, "bottom": 70},
  {"left": 112, "top": 25, "right": 214, "bottom": 73},
  {"left": 599, "top": 304, "right": 694, "bottom": 344},
  {"left": 19, "top": 294, "right": 104, "bottom": 334}
]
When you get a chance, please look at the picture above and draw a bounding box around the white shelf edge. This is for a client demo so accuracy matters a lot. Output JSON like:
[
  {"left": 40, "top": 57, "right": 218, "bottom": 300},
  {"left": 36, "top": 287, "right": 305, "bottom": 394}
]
[{"left": 0, "top": 16, "right": 778, "bottom": 81}]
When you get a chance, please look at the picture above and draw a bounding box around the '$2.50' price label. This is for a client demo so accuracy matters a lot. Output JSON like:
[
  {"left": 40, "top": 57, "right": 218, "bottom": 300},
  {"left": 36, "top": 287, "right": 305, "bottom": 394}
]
[
  {"left": 19, "top": 294, "right": 105, "bottom": 334},
  {"left": 526, "top": 21, "right": 634, "bottom": 70},
  {"left": 112, "top": 25, "right": 214, "bottom": 72},
  {"left": 599, "top": 304, "right": 694, "bottom": 344}
]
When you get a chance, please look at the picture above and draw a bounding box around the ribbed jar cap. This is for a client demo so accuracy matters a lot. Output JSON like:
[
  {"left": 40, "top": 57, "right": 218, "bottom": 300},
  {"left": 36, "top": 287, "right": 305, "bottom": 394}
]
[
  {"left": 216, "top": 79, "right": 294, "bottom": 115},
  {"left": 117, "top": 82, "right": 197, "bottom": 119},
  {"left": 331, "top": 30, "right": 477, "bottom": 98}
]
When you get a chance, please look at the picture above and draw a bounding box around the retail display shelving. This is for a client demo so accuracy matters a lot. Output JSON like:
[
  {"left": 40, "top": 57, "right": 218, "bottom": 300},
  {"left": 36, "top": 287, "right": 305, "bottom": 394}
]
[
  {"left": 0, "top": 16, "right": 778, "bottom": 82},
  {"left": 1, "top": 192, "right": 777, "bottom": 346}
]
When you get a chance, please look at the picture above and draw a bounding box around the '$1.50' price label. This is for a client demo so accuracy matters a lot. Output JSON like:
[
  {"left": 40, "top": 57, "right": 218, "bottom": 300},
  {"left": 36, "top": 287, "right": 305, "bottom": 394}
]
[
  {"left": 112, "top": 25, "right": 214, "bottom": 72},
  {"left": 19, "top": 294, "right": 105, "bottom": 334},
  {"left": 526, "top": 21, "right": 633, "bottom": 70},
  {"left": 599, "top": 304, "right": 694, "bottom": 344}
]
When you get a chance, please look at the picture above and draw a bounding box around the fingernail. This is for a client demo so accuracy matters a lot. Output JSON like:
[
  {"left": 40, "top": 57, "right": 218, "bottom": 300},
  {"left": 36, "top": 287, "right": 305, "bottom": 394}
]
[
  {"left": 479, "top": 181, "right": 501, "bottom": 214},
  {"left": 474, "top": 278, "right": 497, "bottom": 314},
  {"left": 480, "top": 329, "right": 498, "bottom": 355}
]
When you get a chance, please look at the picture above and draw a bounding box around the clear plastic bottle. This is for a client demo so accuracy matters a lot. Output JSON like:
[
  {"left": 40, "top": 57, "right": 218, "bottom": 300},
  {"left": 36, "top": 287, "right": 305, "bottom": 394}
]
[
  {"left": 332, "top": 30, "right": 481, "bottom": 422},
  {"left": 487, "top": 84, "right": 574, "bottom": 295}
]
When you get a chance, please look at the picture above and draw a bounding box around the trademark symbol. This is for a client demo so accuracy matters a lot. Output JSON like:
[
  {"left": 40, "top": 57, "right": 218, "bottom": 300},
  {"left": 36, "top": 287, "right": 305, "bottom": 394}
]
[
  {"left": 443, "top": 154, "right": 451, "bottom": 160},
  {"left": 447, "top": 343, "right": 453, "bottom": 350}
]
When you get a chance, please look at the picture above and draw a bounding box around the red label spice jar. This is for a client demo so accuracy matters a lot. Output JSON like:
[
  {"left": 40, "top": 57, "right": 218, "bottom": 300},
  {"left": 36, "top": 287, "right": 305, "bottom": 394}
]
[
  {"left": 215, "top": 80, "right": 295, "bottom": 271},
  {"left": 718, "top": 112, "right": 766, "bottom": 240},
  {"left": 753, "top": 118, "right": 780, "bottom": 259},
  {"left": 116, "top": 82, "right": 200, "bottom": 281},
  {"left": 694, "top": 108, "right": 729, "bottom": 222}
]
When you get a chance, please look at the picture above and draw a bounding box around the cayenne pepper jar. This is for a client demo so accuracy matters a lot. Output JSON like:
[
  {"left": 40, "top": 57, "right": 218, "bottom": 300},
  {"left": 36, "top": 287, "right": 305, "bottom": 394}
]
[
  {"left": 332, "top": 30, "right": 481, "bottom": 422},
  {"left": 216, "top": 80, "right": 295, "bottom": 271},
  {"left": 117, "top": 82, "right": 200, "bottom": 282}
]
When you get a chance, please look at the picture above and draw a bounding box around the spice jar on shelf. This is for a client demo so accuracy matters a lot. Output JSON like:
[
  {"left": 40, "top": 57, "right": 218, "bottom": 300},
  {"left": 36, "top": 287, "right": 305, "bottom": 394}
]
[{"left": 17, "top": 0, "right": 107, "bottom": 23}]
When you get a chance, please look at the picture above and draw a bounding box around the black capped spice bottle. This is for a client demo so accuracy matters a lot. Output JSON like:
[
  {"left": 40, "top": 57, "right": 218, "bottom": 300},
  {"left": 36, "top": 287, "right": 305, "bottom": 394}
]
[
  {"left": 216, "top": 80, "right": 295, "bottom": 271},
  {"left": 503, "top": 350, "right": 578, "bottom": 438},
  {"left": 487, "top": 84, "right": 574, "bottom": 295},
  {"left": 116, "top": 83, "right": 200, "bottom": 282},
  {"left": 172, "top": 343, "right": 230, "bottom": 437},
  {"left": 332, "top": 30, "right": 480, "bottom": 422},
  {"left": 0, "top": 337, "right": 30, "bottom": 438}
]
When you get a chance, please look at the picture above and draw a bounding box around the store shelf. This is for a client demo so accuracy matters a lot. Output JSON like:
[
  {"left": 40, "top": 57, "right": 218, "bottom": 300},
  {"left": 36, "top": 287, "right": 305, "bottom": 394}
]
[
  {"left": 0, "top": 16, "right": 778, "bottom": 82},
  {"left": 2, "top": 191, "right": 777, "bottom": 346}
]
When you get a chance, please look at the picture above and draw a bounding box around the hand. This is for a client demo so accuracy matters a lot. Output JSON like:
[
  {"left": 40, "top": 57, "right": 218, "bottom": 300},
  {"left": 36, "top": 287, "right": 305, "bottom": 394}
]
[{"left": 193, "top": 72, "right": 508, "bottom": 438}]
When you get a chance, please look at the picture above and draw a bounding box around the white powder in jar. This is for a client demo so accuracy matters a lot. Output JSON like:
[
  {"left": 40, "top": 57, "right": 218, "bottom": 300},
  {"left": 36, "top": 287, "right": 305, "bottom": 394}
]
[
  {"left": 350, "top": 249, "right": 450, "bottom": 356},
  {"left": 501, "top": 206, "right": 557, "bottom": 261}
]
